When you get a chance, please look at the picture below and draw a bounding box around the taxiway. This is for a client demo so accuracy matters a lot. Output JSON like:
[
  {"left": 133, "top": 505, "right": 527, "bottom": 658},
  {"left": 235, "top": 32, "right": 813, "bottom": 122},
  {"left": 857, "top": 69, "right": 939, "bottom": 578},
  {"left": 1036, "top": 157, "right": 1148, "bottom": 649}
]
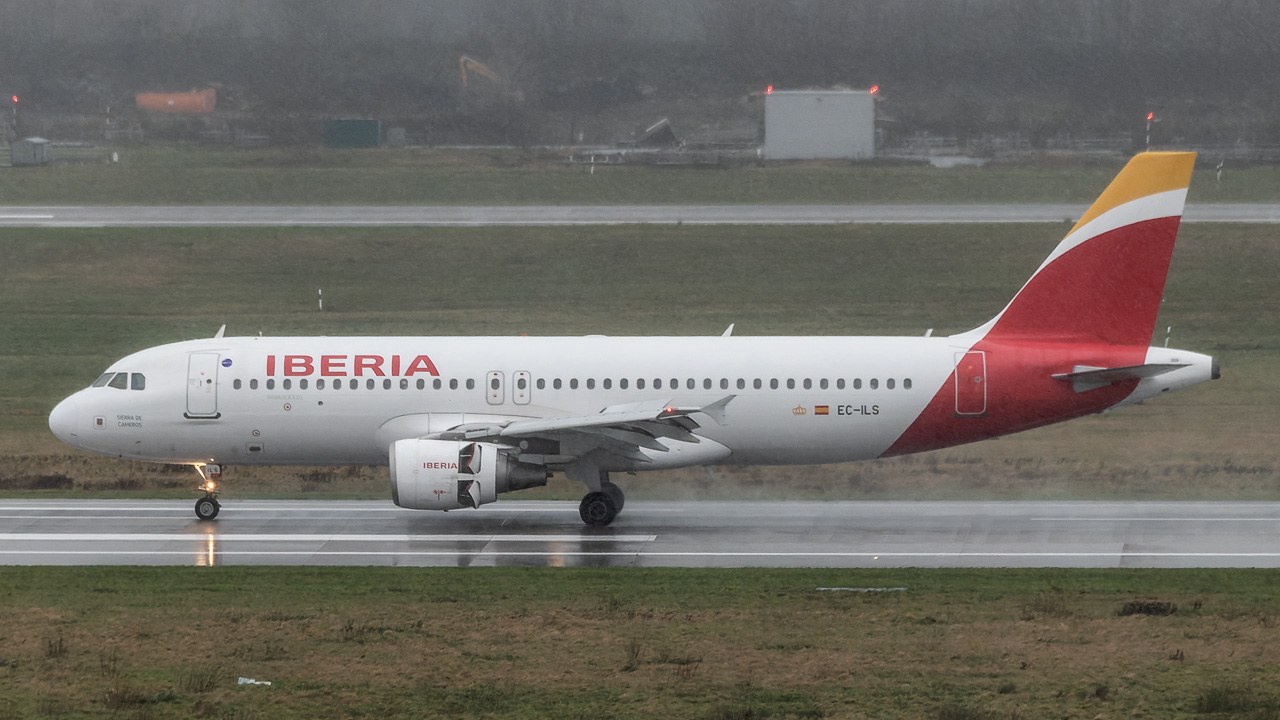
[{"left": 1, "top": 203, "right": 1279, "bottom": 227}]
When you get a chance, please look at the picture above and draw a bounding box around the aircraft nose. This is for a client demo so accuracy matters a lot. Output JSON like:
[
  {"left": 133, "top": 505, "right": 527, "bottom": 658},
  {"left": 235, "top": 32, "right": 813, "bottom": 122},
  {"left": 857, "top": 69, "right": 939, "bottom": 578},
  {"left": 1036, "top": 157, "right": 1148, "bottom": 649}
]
[{"left": 49, "top": 395, "right": 82, "bottom": 445}]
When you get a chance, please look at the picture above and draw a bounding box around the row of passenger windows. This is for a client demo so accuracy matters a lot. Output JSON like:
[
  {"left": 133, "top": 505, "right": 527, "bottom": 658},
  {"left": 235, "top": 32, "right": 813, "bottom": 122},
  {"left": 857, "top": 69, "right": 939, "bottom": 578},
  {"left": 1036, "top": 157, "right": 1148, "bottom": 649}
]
[
  {"left": 234, "top": 377, "right": 475, "bottom": 391},
  {"left": 92, "top": 372, "right": 146, "bottom": 391},
  {"left": 230, "top": 376, "right": 913, "bottom": 392}
]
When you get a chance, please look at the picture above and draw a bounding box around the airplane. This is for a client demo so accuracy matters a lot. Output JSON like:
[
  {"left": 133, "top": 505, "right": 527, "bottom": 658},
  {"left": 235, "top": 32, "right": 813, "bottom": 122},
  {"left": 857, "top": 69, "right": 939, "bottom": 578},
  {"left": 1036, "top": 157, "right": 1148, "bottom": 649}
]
[{"left": 48, "top": 152, "right": 1217, "bottom": 526}]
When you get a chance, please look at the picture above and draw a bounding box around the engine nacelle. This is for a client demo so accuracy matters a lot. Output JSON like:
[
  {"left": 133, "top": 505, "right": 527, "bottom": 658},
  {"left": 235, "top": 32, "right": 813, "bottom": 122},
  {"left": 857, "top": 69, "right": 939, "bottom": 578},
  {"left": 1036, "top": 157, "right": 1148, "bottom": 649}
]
[{"left": 390, "top": 439, "right": 547, "bottom": 511}]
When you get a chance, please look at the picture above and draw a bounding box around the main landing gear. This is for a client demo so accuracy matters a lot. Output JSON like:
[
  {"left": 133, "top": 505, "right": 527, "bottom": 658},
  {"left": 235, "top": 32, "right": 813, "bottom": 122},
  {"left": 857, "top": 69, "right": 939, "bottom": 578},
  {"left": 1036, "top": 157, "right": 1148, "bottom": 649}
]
[
  {"left": 193, "top": 463, "right": 222, "bottom": 521},
  {"left": 579, "top": 478, "right": 625, "bottom": 527}
]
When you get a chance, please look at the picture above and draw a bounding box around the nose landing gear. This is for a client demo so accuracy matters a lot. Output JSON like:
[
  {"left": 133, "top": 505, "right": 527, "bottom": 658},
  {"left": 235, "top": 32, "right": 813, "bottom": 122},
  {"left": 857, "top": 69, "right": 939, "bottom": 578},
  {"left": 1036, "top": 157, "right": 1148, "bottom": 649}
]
[{"left": 193, "top": 464, "right": 222, "bottom": 521}]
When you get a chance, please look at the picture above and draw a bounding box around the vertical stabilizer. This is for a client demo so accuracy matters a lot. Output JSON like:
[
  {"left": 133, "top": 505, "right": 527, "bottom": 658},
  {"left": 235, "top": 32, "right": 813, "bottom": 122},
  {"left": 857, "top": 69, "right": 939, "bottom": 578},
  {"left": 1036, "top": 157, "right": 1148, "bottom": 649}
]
[{"left": 965, "top": 152, "right": 1196, "bottom": 346}]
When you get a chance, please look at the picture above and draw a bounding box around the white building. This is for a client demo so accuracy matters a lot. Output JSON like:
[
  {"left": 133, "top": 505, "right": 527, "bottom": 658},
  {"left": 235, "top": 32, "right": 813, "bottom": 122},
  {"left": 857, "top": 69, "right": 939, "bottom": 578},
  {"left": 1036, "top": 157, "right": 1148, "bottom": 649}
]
[{"left": 763, "top": 90, "right": 876, "bottom": 160}]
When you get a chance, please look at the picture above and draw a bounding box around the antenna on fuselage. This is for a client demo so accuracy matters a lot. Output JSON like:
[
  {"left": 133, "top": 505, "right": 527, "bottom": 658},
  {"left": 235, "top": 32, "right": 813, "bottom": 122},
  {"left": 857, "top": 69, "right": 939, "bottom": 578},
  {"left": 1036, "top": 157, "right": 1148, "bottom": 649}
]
[
  {"left": 721, "top": 324, "right": 735, "bottom": 337},
  {"left": 214, "top": 324, "right": 226, "bottom": 339}
]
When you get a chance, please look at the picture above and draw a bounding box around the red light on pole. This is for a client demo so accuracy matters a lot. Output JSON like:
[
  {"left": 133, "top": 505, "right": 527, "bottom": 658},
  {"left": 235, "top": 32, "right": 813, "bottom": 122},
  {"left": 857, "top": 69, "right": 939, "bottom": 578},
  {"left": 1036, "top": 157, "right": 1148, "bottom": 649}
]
[
  {"left": 1147, "top": 112, "right": 1154, "bottom": 121},
  {"left": 766, "top": 85, "right": 773, "bottom": 95},
  {"left": 10, "top": 96, "right": 16, "bottom": 103},
  {"left": 869, "top": 85, "right": 880, "bottom": 95}
]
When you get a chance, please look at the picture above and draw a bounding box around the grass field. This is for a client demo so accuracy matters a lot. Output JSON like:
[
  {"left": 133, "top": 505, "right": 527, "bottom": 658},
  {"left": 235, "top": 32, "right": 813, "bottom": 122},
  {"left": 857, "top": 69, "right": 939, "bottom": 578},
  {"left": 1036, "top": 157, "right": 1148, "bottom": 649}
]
[
  {"left": 1, "top": 566, "right": 1277, "bottom": 719},
  {"left": 1, "top": 222, "right": 1276, "bottom": 501},
  {"left": 2, "top": 146, "right": 1279, "bottom": 205}
]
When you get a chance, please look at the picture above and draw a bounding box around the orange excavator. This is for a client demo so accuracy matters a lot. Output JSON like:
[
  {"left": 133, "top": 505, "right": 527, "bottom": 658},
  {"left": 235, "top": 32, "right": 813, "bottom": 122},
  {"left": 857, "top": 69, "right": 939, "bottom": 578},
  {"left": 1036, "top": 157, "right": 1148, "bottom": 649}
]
[{"left": 458, "top": 56, "right": 523, "bottom": 103}]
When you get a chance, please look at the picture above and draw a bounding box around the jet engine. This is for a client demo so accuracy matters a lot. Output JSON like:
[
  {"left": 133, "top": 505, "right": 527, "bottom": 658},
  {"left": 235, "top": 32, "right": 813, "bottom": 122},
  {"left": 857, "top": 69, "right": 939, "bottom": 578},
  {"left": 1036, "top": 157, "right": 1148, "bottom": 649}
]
[{"left": 390, "top": 439, "right": 547, "bottom": 510}]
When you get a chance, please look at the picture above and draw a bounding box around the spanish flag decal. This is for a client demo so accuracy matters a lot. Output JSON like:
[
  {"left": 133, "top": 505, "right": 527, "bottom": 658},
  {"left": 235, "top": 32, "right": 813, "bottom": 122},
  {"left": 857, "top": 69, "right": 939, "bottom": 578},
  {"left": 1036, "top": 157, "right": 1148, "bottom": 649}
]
[{"left": 814, "top": 405, "right": 829, "bottom": 415}]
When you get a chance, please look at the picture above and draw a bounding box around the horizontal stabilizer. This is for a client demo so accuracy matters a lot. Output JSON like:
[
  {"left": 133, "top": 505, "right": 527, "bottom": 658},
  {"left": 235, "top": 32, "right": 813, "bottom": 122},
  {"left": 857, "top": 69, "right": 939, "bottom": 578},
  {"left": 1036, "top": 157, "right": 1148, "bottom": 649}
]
[{"left": 1051, "top": 363, "right": 1188, "bottom": 393}]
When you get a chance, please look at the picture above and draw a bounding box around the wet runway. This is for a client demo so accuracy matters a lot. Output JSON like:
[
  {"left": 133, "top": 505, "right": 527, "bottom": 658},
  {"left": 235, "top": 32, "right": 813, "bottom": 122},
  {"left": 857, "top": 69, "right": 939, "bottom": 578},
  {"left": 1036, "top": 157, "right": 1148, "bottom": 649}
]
[
  {"left": 1, "top": 203, "right": 1279, "bottom": 227},
  {"left": 1, "top": 499, "right": 1278, "bottom": 568}
]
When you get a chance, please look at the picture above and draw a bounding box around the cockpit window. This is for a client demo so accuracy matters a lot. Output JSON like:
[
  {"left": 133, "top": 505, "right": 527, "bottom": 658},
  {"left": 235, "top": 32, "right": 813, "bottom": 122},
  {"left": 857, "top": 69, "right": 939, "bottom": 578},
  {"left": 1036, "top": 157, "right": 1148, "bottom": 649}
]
[
  {"left": 131, "top": 373, "right": 146, "bottom": 391},
  {"left": 92, "top": 373, "right": 115, "bottom": 388},
  {"left": 107, "top": 372, "right": 128, "bottom": 390}
]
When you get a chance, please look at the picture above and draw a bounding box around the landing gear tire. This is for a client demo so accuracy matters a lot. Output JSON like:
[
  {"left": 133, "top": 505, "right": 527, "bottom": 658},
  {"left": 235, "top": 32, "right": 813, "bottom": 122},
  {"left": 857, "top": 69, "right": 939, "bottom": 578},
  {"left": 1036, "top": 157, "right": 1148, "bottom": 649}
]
[
  {"left": 195, "top": 497, "right": 220, "bottom": 521},
  {"left": 601, "top": 481, "right": 625, "bottom": 513},
  {"left": 579, "top": 491, "right": 618, "bottom": 527}
]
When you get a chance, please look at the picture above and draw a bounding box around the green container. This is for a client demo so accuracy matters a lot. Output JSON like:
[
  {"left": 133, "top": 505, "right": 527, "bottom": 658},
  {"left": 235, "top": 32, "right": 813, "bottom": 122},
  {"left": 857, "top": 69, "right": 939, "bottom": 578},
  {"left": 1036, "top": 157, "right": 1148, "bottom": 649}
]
[{"left": 323, "top": 119, "right": 381, "bottom": 148}]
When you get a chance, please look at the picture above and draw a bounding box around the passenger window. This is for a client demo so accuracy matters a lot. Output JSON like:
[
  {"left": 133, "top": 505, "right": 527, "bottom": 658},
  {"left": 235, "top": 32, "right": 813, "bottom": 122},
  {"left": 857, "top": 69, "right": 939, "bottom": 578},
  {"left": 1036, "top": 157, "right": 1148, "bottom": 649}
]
[
  {"left": 636, "top": 379, "right": 644, "bottom": 390},
  {"left": 93, "top": 373, "right": 114, "bottom": 388},
  {"left": 619, "top": 379, "right": 627, "bottom": 390},
  {"left": 887, "top": 378, "right": 896, "bottom": 390},
  {"left": 753, "top": 379, "right": 762, "bottom": 389},
  {"left": 250, "top": 379, "right": 258, "bottom": 390},
  {"left": 267, "top": 379, "right": 275, "bottom": 390},
  {"left": 350, "top": 379, "right": 359, "bottom": 390},
  {"left": 654, "top": 379, "right": 662, "bottom": 390},
  {"left": 400, "top": 379, "right": 409, "bottom": 390},
  {"left": 553, "top": 379, "right": 562, "bottom": 390},
  {"left": 603, "top": 379, "right": 612, "bottom": 390},
  {"left": 703, "top": 378, "right": 712, "bottom": 390},
  {"left": 720, "top": 379, "right": 729, "bottom": 390},
  {"left": 853, "top": 379, "right": 862, "bottom": 389},
  {"left": 300, "top": 379, "right": 308, "bottom": 390},
  {"left": 737, "top": 378, "right": 745, "bottom": 390},
  {"left": 417, "top": 379, "right": 425, "bottom": 390},
  {"left": 433, "top": 379, "right": 442, "bottom": 390},
  {"left": 366, "top": 379, "right": 375, "bottom": 390},
  {"left": 108, "top": 373, "right": 128, "bottom": 390},
  {"left": 466, "top": 379, "right": 475, "bottom": 390},
  {"left": 670, "top": 379, "right": 678, "bottom": 389},
  {"left": 283, "top": 379, "right": 292, "bottom": 390},
  {"left": 820, "top": 379, "right": 828, "bottom": 390},
  {"left": 491, "top": 378, "right": 500, "bottom": 390},
  {"left": 904, "top": 378, "right": 912, "bottom": 390},
  {"left": 836, "top": 379, "right": 845, "bottom": 390},
  {"left": 384, "top": 379, "right": 392, "bottom": 390},
  {"left": 787, "top": 379, "right": 795, "bottom": 390},
  {"left": 450, "top": 379, "right": 458, "bottom": 390},
  {"left": 570, "top": 379, "right": 579, "bottom": 390},
  {"left": 870, "top": 378, "right": 879, "bottom": 390},
  {"left": 234, "top": 379, "right": 242, "bottom": 390},
  {"left": 536, "top": 378, "right": 544, "bottom": 390},
  {"left": 316, "top": 379, "right": 325, "bottom": 390},
  {"left": 131, "top": 373, "right": 146, "bottom": 391},
  {"left": 803, "top": 379, "right": 812, "bottom": 390}
]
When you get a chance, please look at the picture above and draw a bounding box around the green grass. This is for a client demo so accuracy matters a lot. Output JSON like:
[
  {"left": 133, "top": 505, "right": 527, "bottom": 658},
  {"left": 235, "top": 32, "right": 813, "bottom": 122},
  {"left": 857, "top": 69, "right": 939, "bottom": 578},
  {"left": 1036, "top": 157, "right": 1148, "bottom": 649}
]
[
  {"left": 2, "top": 146, "right": 1279, "bottom": 204},
  {"left": 1, "top": 566, "right": 1278, "bottom": 719},
  {"left": 1, "top": 221, "right": 1276, "bottom": 500}
]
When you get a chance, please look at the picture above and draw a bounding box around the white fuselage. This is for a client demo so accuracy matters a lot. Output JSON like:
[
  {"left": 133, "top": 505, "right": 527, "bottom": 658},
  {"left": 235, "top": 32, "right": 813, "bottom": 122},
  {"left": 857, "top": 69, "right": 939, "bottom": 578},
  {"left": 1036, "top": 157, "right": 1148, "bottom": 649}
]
[{"left": 48, "top": 334, "right": 1214, "bottom": 472}]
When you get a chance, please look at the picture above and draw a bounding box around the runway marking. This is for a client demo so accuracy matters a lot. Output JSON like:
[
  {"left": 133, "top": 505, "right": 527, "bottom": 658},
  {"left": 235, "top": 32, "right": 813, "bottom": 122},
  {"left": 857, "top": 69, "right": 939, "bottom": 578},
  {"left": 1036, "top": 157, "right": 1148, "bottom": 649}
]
[
  {"left": 0, "top": 214, "right": 54, "bottom": 219},
  {"left": 2, "top": 550, "right": 1280, "bottom": 559},
  {"left": 0, "top": 533, "right": 656, "bottom": 543},
  {"left": 1031, "top": 517, "right": 1280, "bottom": 522}
]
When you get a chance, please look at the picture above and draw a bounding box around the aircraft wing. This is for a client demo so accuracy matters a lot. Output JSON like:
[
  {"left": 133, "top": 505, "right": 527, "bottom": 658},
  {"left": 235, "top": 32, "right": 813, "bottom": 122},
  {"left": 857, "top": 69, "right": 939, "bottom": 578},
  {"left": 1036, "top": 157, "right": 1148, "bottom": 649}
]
[{"left": 436, "top": 396, "right": 735, "bottom": 465}]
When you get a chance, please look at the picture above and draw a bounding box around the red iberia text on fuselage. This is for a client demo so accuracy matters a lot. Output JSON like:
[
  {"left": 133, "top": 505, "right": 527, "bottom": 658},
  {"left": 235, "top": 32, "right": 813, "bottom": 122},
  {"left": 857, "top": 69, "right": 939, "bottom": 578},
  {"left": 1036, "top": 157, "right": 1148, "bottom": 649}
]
[{"left": 265, "top": 354, "right": 440, "bottom": 377}]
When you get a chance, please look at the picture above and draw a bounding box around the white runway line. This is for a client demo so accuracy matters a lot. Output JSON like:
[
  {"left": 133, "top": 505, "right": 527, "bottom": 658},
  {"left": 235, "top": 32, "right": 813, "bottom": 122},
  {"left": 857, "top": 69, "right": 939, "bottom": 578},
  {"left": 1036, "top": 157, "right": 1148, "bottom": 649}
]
[
  {"left": 2, "top": 550, "right": 1280, "bottom": 559},
  {"left": 0, "top": 533, "right": 658, "bottom": 543}
]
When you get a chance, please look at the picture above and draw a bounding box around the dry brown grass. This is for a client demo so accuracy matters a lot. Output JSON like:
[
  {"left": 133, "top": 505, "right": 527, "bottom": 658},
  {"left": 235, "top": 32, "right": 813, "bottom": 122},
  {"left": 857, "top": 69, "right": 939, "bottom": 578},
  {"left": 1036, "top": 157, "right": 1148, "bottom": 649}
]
[{"left": 0, "top": 568, "right": 1276, "bottom": 718}]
